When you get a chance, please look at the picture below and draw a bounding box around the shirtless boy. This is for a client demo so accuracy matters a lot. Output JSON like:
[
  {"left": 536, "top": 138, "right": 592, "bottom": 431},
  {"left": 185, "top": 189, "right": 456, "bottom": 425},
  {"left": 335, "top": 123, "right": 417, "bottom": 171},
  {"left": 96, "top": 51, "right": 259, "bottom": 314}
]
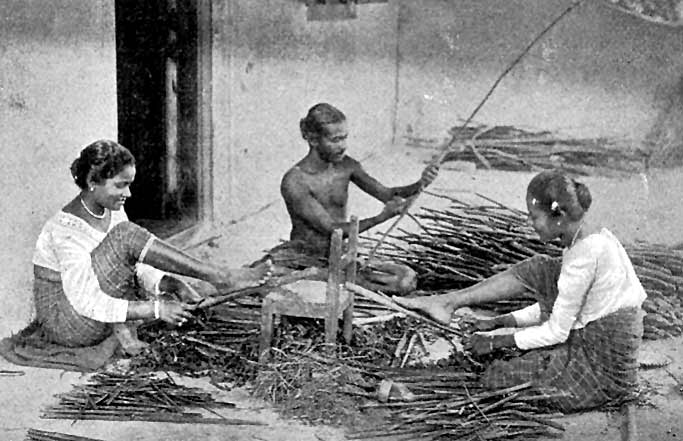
[
  {"left": 276, "top": 103, "right": 438, "bottom": 292},
  {"left": 281, "top": 102, "right": 439, "bottom": 253}
]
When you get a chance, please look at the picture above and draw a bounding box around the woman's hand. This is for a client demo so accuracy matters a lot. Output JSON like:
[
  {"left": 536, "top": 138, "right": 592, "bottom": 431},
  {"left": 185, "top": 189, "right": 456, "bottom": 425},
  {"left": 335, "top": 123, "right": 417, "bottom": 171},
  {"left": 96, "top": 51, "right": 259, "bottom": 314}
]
[
  {"left": 471, "top": 318, "right": 502, "bottom": 332},
  {"left": 467, "top": 333, "right": 497, "bottom": 356},
  {"left": 159, "top": 275, "right": 204, "bottom": 304},
  {"left": 464, "top": 314, "right": 516, "bottom": 333},
  {"left": 466, "top": 333, "right": 516, "bottom": 356},
  {"left": 158, "top": 300, "right": 194, "bottom": 327}
]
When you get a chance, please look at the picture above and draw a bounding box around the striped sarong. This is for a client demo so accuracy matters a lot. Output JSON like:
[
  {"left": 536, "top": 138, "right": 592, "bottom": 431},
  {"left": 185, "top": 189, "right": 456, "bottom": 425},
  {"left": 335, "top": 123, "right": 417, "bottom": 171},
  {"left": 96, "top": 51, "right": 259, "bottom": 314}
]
[
  {"left": 482, "top": 255, "right": 644, "bottom": 412},
  {"left": 33, "top": 222, "right": 152, "bottom": 347}
]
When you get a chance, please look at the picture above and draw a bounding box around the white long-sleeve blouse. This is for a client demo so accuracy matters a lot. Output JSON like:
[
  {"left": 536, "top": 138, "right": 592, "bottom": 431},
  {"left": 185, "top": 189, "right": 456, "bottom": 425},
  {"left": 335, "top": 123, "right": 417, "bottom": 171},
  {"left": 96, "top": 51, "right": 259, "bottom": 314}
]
[
  {"left": 512, "top": 228, "right": 646, "bottom": 350},
  {"left": 32, "top": 209, "right": 165, "bottom": 323}
]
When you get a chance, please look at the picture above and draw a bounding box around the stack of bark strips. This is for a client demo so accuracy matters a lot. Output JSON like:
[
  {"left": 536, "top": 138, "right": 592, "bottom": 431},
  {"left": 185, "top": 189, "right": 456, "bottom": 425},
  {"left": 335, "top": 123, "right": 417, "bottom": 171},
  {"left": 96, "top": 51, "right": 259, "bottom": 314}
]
[
  {"left": 406, "top": 122, "right": 647, "bottom": 176},
  {"left": 41, "top": 371, "right": 261, "bottom": 426}
]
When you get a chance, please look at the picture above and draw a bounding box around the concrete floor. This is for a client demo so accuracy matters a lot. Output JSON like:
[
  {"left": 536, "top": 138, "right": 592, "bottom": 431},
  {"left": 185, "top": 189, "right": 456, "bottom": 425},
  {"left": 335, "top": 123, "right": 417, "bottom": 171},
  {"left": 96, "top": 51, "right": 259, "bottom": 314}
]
[{"left": 2, "top": 149, "right": 683, "bottom": 440}]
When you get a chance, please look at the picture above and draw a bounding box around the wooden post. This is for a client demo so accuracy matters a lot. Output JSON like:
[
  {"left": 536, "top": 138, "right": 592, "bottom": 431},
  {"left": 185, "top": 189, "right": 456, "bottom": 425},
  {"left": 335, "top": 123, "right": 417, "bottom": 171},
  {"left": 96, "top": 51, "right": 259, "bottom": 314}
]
[
  {"left": 343, "top": 216, "right": 359, "bottom": 343},
  {"left": 325, "top": 229, "right": 343, "bottom": 346}
]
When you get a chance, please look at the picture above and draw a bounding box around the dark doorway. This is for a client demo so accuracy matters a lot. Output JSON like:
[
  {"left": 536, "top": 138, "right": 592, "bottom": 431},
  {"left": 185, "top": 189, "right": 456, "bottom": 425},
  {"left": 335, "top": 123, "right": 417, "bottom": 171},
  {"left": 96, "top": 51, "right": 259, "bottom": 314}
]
[{"left": 115, "top": 0, "right": 212, "bottom": 238}]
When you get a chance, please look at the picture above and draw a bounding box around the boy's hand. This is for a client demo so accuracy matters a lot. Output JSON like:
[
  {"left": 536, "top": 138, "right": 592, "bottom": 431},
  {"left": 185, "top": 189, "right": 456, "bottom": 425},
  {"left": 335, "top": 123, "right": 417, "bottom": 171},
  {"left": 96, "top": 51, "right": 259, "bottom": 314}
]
[
  {"left": 381, "top": 196, "right": 410, "bottom": 217},
  {"left": 420, "top": 163, "right": 440, "bottom": 188}
]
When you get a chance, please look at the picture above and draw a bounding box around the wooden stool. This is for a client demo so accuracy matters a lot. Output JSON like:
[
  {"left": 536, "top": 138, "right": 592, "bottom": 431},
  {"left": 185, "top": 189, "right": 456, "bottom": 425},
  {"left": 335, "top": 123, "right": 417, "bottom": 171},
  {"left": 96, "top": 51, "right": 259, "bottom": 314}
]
[{"left": 259, "top": 217, "right": 359, "bottom": 360}]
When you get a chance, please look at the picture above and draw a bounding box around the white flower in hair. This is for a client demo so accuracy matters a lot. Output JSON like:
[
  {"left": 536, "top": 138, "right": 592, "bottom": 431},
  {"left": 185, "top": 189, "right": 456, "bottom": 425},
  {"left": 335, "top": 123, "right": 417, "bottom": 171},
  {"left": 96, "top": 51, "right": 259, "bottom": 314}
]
[{"left": 550, "top": 201, "right": 559, "bottom": 212}]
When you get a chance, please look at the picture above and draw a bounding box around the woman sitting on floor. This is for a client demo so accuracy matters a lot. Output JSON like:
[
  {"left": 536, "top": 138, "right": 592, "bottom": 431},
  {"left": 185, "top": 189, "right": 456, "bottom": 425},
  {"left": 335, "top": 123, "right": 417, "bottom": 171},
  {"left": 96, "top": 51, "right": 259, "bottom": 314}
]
[
  {"left": 10, "top": 139, "right": 269, "bottom": 365},
  {"left": 395, "top": 170, "right": 646, "bottom": 412}
]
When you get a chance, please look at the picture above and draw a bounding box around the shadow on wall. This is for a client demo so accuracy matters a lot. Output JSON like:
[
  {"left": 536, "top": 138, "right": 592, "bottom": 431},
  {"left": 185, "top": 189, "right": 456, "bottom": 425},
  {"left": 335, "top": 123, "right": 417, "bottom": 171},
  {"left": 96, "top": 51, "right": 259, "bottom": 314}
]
[{"left": 645, "top": 74, "right": 683, "bottom": 167}]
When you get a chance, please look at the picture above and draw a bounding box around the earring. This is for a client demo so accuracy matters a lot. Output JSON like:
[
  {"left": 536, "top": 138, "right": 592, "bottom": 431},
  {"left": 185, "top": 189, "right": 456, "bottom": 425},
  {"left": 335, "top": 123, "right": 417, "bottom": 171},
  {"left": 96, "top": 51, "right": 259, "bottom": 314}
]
[
  {"left": 89, "top": 187, "right": 94, "bottom": 192},
  {"left": 556, "top": 221, "right": 561, "bottom": 226}
]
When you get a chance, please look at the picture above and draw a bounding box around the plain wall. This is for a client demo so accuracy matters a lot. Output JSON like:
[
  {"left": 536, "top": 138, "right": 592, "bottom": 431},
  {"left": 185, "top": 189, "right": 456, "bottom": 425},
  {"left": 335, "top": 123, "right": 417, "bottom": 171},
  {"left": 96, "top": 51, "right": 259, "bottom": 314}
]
[
  {"left": 211, "top": 0, "right": 683, "bottom": 229},
  {"left": 395, "top": 0, "right": 683, "bottom": 142},
  {"left": 211, "top": 0, "right": 400, "bottom": 232},
  {"left": 0, "top": 0, "right": 117, "bottom": 336}
]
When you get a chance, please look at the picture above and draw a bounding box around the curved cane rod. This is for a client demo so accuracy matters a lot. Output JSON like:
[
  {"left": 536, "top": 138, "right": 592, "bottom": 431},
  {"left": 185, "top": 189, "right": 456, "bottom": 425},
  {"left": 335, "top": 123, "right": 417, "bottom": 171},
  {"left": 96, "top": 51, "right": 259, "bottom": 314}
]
[{"left": 364, "top": 0, "right": 586, "bottom": 265}]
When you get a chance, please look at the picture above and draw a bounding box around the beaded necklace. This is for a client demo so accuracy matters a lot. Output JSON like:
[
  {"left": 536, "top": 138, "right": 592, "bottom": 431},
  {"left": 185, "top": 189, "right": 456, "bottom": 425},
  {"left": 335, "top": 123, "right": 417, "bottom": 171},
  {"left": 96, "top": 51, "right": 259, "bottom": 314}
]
[{"left": 80, "top": 197, "right": 107, "bottom": 219}]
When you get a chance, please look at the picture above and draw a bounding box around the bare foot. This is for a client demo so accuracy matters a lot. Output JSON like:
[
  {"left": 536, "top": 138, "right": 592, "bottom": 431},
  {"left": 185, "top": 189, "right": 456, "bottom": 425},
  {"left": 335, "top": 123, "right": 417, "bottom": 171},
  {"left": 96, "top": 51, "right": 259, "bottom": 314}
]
[
  {"left": 212, "top": 260, "right": 273, "bottom": 291},
  {"left": 120, "top": 339, "right": 149, "bottom": 357},
  {"left": 104, "top": 358, "right": 132, "bottom": 374},
  {"left": 362, "top": 261, "right": 417, "bottom": 295},
  {"left": 113, "top": 323, "right": 149, "bottom": 356},
  {"left": 393, "top": 295, "right": 454, "bottom": 325}
]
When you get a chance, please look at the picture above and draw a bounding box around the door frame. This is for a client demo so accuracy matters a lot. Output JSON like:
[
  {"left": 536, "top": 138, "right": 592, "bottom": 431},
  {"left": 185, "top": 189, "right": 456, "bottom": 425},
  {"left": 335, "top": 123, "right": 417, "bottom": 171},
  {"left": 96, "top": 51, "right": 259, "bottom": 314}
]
[
  {"left": 114, "top": 0, "right": 214, "bottom": 244},
  {"left": 168, "top": 0, "right": 214, "bottom": 247},
  {"left": 196, "top": 0, "right": 214, "bottom": 225}
]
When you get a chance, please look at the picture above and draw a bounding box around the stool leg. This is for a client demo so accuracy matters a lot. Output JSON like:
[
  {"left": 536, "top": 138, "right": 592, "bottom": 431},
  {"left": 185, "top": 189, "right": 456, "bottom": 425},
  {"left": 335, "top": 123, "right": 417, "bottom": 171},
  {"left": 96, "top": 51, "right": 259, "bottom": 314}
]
[
  {"left": 326, "top": 230, "right": 343, "bottom": 347},
  {"left": 343, "top": 216, "right": 358, "bottom": 344},
  {"left": 260, "top": 301, "right": 274, "bottom": 362},
  {"left": 342, "top": 304, "right": 353, "bottom": 343},
  {"left": 325, "top": 313, "right": 339, "bottom": 347}
]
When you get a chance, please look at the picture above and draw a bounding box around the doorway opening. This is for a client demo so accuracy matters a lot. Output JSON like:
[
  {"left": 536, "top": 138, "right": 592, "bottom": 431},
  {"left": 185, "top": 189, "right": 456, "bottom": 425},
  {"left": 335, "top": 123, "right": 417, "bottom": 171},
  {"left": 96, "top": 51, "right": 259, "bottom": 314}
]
[{"left": 115, "top": 0, "right": 212, "bottom": 238}]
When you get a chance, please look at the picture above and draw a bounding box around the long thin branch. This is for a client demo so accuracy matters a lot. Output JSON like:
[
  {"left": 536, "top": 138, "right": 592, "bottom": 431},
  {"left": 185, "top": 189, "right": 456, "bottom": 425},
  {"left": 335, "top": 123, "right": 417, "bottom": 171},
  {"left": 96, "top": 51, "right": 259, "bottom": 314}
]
[{"left": 365, "top": 0, "right": 587, "bottom": 263}]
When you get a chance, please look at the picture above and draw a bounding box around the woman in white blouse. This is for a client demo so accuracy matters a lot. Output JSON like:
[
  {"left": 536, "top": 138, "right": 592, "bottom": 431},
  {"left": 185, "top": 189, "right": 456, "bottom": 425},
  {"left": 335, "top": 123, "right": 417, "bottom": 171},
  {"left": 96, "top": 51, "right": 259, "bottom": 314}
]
[
  {"left": 395, "top": 171, "right": 646, "bottom": 412},
  {"left": 31, "top": 140, "right": 270, "bottom": 355}
]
